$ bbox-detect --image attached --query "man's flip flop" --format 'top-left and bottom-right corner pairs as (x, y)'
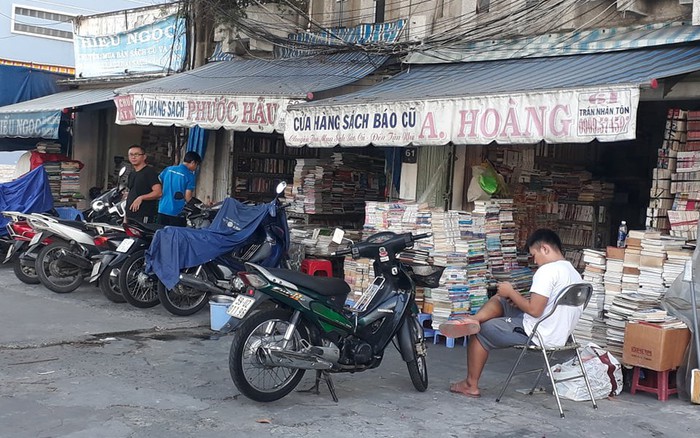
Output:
(438, 318), (481, 339)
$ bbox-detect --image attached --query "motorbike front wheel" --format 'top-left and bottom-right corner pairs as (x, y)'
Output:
(229, 308), (308, 402)
(13, 257), (40, 284)
(406, 315), (429, 392)
(119, 250), (159, 308)
(156, 265), (211, 316)
(99, 267), (125, 303)
(36, 241), (84, 294)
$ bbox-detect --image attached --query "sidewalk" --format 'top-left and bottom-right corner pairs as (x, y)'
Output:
(1, 265), (698, 437)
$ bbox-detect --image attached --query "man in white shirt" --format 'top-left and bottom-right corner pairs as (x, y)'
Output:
(439, 228), (583, 398)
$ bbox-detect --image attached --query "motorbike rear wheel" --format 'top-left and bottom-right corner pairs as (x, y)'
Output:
(229, 308), (308, 402)
(406, 315), (429, 392)
(99, 267), (125, 303)
(13, 257), (40, 284)
(36, 241), (84, 294)
(156, 265), (211, 316)
(119, 250), (159, 308)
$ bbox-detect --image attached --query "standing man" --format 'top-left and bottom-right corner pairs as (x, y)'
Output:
(157, 151), (201, 226)
(439, 228), (584, 398)
(125, 145), (162, 224)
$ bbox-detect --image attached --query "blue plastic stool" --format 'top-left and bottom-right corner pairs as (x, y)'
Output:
(433, 329), (469, 348)
(418, 313), (436, 339)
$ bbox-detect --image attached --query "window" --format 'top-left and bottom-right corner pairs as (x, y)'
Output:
(12, 4), (74, 41)
(477, 0), (490, 14)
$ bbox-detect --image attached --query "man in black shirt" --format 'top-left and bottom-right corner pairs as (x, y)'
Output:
(125, 145), (161, 223)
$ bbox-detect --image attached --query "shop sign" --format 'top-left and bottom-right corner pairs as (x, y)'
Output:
(114, 93), (298, 133)
(0, 111), (60, 139)
(283, 86), (639, 147)
(74, 14), (186, 78)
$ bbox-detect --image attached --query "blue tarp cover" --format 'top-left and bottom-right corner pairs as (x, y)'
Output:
(146, 197), (277, 289)
(0, 65), (64, 107)
(0, 166), (54, 236)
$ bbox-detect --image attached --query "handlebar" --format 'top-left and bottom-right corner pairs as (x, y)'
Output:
(330, 231), (431, 258)
(412, 232), (432, 241)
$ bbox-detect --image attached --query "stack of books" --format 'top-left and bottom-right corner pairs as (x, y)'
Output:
(575, 249), (607, 346)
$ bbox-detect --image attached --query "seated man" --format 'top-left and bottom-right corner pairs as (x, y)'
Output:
(439, 228), (584, 398)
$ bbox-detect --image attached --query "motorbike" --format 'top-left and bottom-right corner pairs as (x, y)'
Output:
(83, 167), (128, 224)
(225, 229), (444, 402)
(90, 196), (220, 309)
(24, 212), (127, 295)
(1, 211), (53, 284)
(147, 183), (290, 317)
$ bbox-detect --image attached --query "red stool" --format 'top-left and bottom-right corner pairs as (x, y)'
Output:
(630, 366), (678, 401)
(301, 259), (333, 277)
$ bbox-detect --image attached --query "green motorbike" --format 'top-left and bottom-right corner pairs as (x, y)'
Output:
(225, 230), (443, 402)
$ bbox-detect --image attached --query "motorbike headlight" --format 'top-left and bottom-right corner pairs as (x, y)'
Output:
(92, 200), (105, 211)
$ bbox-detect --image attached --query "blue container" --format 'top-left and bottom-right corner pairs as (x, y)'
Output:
(209, 295), (235, 331)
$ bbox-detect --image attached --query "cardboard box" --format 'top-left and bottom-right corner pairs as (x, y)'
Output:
(623, 322), (691, 371)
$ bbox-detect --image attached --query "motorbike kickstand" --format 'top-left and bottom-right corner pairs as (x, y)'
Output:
(297, 370), (339, 403)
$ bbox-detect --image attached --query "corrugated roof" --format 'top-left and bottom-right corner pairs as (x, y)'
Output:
(299, 44), (700, 107)
(408, 22), (700, 64)
(0, 89), (115, 113)
(115, 52), (389, 99)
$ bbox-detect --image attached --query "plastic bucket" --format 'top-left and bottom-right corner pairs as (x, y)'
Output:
(209, 295), (235, 331)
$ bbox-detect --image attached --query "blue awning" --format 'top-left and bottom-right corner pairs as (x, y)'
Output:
(284, 45), (700, 147)
(0, 89), (115, 139)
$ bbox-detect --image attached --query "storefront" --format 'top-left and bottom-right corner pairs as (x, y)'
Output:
(284, 43), (700, 235)
(112, 52), (394, 208)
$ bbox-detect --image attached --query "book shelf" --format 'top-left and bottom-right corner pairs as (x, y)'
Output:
(558, 200), (610, 249)
(232, 132), (319, 200)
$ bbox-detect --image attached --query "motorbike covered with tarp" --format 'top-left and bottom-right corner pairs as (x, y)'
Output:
(146, 197), (287, 290)
(0, 166), (53, 237)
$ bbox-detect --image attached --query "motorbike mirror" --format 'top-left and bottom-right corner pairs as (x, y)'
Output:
(174, 191), (185, 200)
(275, 181), (287, 194)
(331, 228), (345, 245)
(118, 166), (127, 177)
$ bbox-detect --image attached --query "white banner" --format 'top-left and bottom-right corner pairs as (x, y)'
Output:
(114, 93), (300, 133)
(283, 86), (640, 147)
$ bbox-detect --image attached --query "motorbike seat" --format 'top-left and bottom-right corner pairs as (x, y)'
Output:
(56, 219), (91, 232)
(266, 268), (350, 297)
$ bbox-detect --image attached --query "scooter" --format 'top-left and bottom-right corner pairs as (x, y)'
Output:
(225, 229), (443, 403)
(1, 211), (53, 284)
(91, 196), (219, 309)
(148, 183), (290, 317)
(24, 213), (127, 294)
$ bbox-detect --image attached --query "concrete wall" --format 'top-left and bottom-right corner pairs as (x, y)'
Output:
(310, 0), (693, 39)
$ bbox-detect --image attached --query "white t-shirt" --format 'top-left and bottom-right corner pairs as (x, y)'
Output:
(522, 259), (584, 347)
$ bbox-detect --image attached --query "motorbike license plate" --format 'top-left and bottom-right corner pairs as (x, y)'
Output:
(226, 294), (256, 319)
(116, 238), (134, 253)
(29, 232), (42, 246)
(89, 261), (101, 282)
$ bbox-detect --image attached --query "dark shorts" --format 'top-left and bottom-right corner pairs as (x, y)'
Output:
(158, 213), (186, 227)
(475, 298), (530, 351)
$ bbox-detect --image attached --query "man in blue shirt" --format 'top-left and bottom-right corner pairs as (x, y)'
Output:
(157, 151), (201, 226)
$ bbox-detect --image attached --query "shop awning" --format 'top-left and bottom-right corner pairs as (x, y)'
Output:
(284, 45), (700, 147)
(113, 52), (388, 133)
(0, 89), (116, 139)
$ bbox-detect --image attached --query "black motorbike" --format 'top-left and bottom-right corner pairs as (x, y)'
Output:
(225, 230), (443, 402)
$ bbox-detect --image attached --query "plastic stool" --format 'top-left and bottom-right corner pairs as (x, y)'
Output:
(301, 259), (333, 277)
(418, 313), (436, 339)
(630, 367), (678, 401)
(432, 330), (468, 348)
